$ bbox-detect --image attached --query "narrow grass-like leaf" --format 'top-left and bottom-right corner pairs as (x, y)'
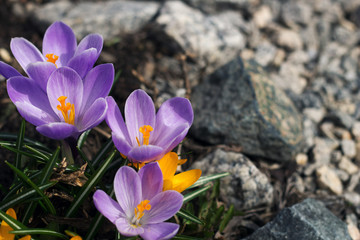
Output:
(3, 171), (42, 201)
(15, 118), (26, 170)
(0, 182), (56, 211)
(0, 209), (28, 229)
(65, 150), (117, 217)
(25, 145), (51, 161)
(173, 236), (203, 240)
(77, 146), (95, 174)
(40, 147), (60, 184)
(1, 144), (45, 161)
(11, 229), (68, 239)
(176, 209), (204, 225)
(85, 189), (115, 240)
(219, 204), (234, 232)
(188, 172), (230, 189)
(77, 130), (91, 149)
(110, 70), (122, 94)
(92, 138), (114, 168)
(0, 133), (51, 152)
(5, 161), (56, 214)
(183, 185), (212, 204)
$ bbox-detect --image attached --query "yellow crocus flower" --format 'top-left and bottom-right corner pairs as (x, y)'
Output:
(0, 208), (31, 240)
(158, 152), (201, 193)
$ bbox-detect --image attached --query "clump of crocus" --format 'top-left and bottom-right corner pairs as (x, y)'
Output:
(106, 90), (193, 163)
(93, 163), (183, 240)
(158, 152), (202, 193)
(7, 65), (113, 140)
(0, 208), (31, 240)
(0, 21), (103, 81)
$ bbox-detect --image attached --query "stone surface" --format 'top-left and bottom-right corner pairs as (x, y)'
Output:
(339, 156), (358, 174)
(341, 139), (357, 159)
(316, 165), (343, 195)
(31, 1), (160, 40)
(155, 1), (246, 74)
(191, 57), (303, 162)
(244, 198), (351, 240)
(191, 149), (274, 210)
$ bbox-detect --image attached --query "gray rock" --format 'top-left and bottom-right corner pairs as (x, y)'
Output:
(341, 139), (357, 159)
(191, 57), (303, 162)
(244, 198), (352, 240)
(192, 149), (273, 210)
(312, 137), (339, 165)
(254, 40), (277, 66)
(155, 1), (246, 74)
(32, 1), (160, 40)
(281, 2), (313, 28)
(183, 0), (254, 14)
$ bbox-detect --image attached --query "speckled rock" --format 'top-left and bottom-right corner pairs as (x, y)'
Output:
(244, 198), (352, 240)
(191, 57), (303, 162)
(192, 149), (273, 210)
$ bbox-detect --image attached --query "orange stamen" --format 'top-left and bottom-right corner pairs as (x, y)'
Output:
(138, 125), (153, 145)
(57, 96), (75, 125)
(45, 53), (59, 67)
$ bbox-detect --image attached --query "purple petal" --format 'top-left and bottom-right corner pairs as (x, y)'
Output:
(142, 190), (183, 224)
(93, 190), (125, 224)
(127, 145), (164, 163)
(36, 122), (78, 140)
(141, 222), (179, 240)
(67, 48), (98, 78)
(0, 61), (22, 79)
(156, 124), (190, 154)
(114, 166), (142, 218)
(46, 67), (83, 124)
(152, 97), (193, 146)
(10, 38), (45, 71)
(78, 98), (107, 132)
(125, 90), (156, 147)
(42, 21), (77, 66)
(81, 64), (114, 112)
(138, 163), (163, 200)
(106, 97), (131, 144)
(7, 76), (57, 125)
(75, 33), (103, 58)
(26, 62), (56, 92)
(112, 133), (133, 158)
(115, 218), (144, 236)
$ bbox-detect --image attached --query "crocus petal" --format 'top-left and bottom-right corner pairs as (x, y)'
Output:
(78, 98), (107, 132)
(115, 218), (144, 236)
(0, 61), (22, 79)
(124, 90), (156, 147)
(142, 190), (183, 224)
(46, 67), (83, 123)
(7, 76), (57, 125)
(155, 123), (190, 154)
(93, 190), (125, 224)
(106, 97), (131, 144)
(42, 21), (77, 66)
(141, 222), (179, 240)
(10, 38), (45, 71)
(138, 163), (163, 200)
(0, 208), (16, 240)
(81, 64), (114, 112)
(152, 97), (193, 148)
(36, 122), (78, 140)
(158, 152), (178, 182)
(112, 133), (133, 158)
(67, 48), (98, 79)
(114, 166), (142, 218)
(75, 33), (103, 58)
(127, 145), (164, 163)
(26, 62), (56, 92)
(170, 169), (202, 193)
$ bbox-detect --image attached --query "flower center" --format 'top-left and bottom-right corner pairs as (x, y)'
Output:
(57, 96), (75, 125)
(131, 200), (151, 228)
(45, 53), (59, 67)
(136, 125), (153, 146)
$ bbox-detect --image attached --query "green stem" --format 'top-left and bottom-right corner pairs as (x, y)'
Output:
(61, 140), (74, 165)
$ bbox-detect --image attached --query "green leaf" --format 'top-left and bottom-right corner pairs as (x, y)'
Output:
(92, 138), (114, 168)
(15, 119), (26, 170)
(183, 185), (212, 204)
(25, 145), (51, 161)
(10, 229), (68, 239)
(5, 161), (56, 215)
(0, 132), (51, 152)
(219, 204), (234, 232)
(0, 209), (28, 230)
(77, 129), (91, 149)
(176, 209), (204, 225)
(1, 144), (45, 162)
(0, 182), (56, 211)
(65, 150), (117, 217)
(172, 235), (203, 240)
(3, 171), (42, 201)
(77, 146), (95, 174)
(188, 172), (230, 189)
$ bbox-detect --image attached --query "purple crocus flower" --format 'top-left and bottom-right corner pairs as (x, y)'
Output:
(93, 163), (183, 240)
(7, 64), (114, 140)
(0, 21), (102, 80)
(106, 90), (193, 163)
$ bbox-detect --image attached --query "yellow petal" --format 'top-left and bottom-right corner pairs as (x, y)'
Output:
(172, 169), (202, 193)
(177, 159), (187, 165)
(0, 208), (17, 240)
(19, 235), (31, 240)
(158, 152), (178, 181)
(70, 236), (82, 240)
